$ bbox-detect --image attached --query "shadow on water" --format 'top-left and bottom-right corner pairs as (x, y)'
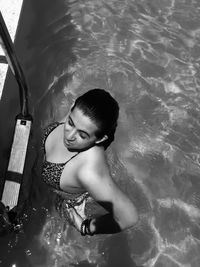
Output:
(0, 0), (144, 266)
(3, 0), (200, 266)
(103, 234), (143, 267)
(70, 234), (142, 267)
(1, 0), (97, 266)
(23, 0), (78, 126)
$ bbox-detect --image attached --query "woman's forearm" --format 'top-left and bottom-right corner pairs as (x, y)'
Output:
(87, 204), (138, 235)
(88, 214), (122, 234)
(69, 199), (138, 235)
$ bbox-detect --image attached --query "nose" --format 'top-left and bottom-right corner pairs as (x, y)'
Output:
(66, 128), (76, 141)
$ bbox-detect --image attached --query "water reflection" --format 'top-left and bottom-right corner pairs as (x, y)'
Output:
(32, 0), (200, 266)
(2, 0), (200, 266)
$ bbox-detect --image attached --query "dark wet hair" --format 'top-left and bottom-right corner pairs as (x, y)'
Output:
(71, 89), (119, 149)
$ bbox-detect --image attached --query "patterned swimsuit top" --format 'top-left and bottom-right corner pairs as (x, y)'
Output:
(42, 122), (89, 208)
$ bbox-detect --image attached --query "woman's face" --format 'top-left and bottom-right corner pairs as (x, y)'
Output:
(63, 106), (102, 151)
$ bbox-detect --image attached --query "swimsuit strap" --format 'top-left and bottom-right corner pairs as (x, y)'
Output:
(64, 152), (79, 165)
(42, 121), (79, 165)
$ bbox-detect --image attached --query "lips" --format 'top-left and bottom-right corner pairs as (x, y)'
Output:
(65, 138), (74, 146)
(64, 139), (70, 146)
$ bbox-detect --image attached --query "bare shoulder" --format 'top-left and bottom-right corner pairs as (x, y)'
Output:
(45, 123), (63, 151)
(78, 146), (110, 183)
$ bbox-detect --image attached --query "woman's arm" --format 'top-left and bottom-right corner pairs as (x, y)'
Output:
(71, 164), (138, 235)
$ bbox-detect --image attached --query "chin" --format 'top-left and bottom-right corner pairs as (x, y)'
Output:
(70, 145), (94, 153)
(67, 146), (83, 152)
(66, 146), (77, 152)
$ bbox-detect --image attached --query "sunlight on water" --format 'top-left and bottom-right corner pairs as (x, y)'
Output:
(1, 0), (200, 266)
(0, 0), (23, 97)
(38, 0), (200, 266)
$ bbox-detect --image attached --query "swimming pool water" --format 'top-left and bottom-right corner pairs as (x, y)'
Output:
(1, 0), (200, 266)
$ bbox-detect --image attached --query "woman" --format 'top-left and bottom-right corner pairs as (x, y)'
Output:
(42, 88), (138, 236)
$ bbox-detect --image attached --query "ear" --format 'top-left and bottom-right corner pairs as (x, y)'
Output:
(95, 135), (108, 144)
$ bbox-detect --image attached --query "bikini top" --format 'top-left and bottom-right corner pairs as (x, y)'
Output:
(42, 122), (89, 206)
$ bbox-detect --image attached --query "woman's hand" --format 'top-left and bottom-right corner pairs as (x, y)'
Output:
(68, 199), (86, 231)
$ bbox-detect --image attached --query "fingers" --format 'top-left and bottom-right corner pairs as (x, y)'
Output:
(68, 208), (76, 225)
(68, 207), (75, 217)
(81, 198), (86, 207)
(76, 200), (87, 219)
(68, 207), (84, 231)
(76, 199), (86, 212)
(67, 199), (86, 222)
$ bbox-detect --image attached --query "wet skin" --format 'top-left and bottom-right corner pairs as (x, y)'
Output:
(44, 106), (138, 233)
(63, 107), (107, 152)
(44, 106), (108, 193)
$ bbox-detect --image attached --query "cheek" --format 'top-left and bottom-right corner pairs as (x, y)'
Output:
(64, 123), (73, 136)
(79, 138), (88, 144)
(77, 137), (92, 145)
(64, 123), (70, 131)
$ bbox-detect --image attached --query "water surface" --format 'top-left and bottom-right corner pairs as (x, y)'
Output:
(1, 0), (200, 266)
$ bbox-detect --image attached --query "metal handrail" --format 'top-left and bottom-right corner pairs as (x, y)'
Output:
(0, 11), (30, 118)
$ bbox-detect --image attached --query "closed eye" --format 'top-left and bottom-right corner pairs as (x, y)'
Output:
(79, 131), (88, 139)
(68, 117), (73, 126)
(68, 115), (90, 139)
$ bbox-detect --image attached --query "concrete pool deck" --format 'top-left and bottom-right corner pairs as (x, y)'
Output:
(0, 0), (23, 98)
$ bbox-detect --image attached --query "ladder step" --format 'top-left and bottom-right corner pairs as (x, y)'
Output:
(1, 119), (31, 209)
(1, 180), (20, 209)
(8, 119), (31, 174)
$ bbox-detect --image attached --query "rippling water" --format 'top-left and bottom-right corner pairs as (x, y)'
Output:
(42, 1), (200, 266)
(2, 0), (200, 266)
